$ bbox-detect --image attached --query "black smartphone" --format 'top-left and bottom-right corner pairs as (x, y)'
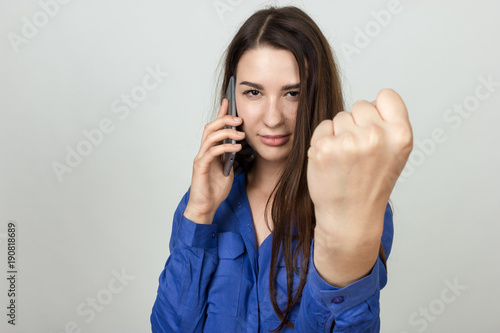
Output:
(222, 75), (237, 176)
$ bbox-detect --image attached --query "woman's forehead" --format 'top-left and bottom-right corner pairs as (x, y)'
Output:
(236, 47), (300, 88)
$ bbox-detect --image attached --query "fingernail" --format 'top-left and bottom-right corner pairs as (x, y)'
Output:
(234, 117), (242, 121)
(237, 131), (245, 136)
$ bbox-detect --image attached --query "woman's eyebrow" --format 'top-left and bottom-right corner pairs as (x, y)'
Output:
(282, 83), (300, 90)
(239, 81), (300, 91)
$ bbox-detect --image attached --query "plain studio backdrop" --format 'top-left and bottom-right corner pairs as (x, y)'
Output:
(1, 0), (499, 332)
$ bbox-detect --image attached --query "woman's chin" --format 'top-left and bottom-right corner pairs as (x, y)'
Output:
(254, 150), (290, 166)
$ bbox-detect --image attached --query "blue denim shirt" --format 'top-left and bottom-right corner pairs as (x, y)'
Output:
(151, 172), (393, 332)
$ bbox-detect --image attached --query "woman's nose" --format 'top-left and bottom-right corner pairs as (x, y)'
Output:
(262, 98), (284, 128)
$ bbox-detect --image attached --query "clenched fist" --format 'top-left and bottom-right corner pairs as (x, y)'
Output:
(307, 88), (413, 286)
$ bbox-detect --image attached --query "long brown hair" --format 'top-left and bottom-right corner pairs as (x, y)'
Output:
(216, 6), (386, 331)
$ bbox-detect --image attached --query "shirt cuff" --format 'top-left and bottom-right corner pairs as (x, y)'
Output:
(307, 240), (387, 314)
(177, 214), (218, 249)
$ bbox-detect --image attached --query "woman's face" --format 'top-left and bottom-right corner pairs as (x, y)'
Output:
(235, 46), (300, 168)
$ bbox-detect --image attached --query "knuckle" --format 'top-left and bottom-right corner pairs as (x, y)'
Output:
(380, 88), (401, 102)
(193, 156), (201, 167)
(350, 100), (370, 111)
(320, 119), (333, 127)
(334, 110), (349, 120)
(379, 88), (396, 96)
(316, 119), (332, 133)
(313, 137), (334, 160)
(311, 119), (333, 142)
(209, 144), (221, 154)
(339, 132), (357, 153)
(208, 131), (222, 144)
(392, 124), (413, 151)
(365, 125), (384, 149)
(332, 112), (351, 129)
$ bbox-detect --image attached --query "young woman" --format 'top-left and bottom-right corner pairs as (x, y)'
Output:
(151, 5), (412, 332)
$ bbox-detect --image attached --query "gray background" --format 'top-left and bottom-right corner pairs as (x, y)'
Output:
(1, 0), (499, 332)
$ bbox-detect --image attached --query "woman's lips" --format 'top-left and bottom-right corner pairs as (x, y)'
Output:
(259, 135), (291, 146)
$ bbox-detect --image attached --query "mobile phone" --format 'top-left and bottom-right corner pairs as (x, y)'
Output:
(222, 75), (237, 176)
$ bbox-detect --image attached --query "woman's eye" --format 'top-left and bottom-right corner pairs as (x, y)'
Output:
(287, 91), (300, 98)
(243, 90), (260, 96)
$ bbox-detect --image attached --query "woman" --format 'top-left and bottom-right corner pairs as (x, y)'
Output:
(151, 5), (412, 332)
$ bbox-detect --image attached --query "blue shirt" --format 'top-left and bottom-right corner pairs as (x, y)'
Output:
(151, 172), (393, 332)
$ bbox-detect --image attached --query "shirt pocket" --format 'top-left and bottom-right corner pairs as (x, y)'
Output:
(206, 232), (245, 317)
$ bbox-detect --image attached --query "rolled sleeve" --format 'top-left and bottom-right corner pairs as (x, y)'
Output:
(296, 241), (387, 332)
(308, 254), (386, 312)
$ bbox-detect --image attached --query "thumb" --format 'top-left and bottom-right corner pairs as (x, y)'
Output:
(375, 89), (409, 123)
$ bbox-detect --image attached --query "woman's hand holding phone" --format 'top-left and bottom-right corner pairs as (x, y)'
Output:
(183, 98), (245, 225)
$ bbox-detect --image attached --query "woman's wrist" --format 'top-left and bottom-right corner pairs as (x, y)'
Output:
(313, 203), (385, 245)
(183, 204), (215, 225)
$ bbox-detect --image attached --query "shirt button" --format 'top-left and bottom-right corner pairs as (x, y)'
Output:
(332, 296), (344, 304)
(211, 232), (216, 239)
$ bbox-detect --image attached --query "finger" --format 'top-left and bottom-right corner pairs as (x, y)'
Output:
(310, 119), (333, 147)
(195, 143), (242, 168)
(374, 88), (410, 124)
(332, 111), (356, 136)
(202, 114), (243, 142)
(199, 128), (245, 156)
(217, 98), (229, 118)
(350, 100), (384, 127)
(202, 98), (228, 142)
